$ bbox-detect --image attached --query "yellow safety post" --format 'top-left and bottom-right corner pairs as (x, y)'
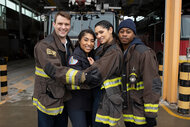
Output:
(178, 62), (190, 114)
(0, 57), (8, 96)
(162, 0), (182, 103)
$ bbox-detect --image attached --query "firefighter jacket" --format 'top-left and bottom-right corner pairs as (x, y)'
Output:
(85, 39), (124, 126)
(33, 31), (84, 116)
(122, 38), (162, 125)
(66, 46), (93, 111)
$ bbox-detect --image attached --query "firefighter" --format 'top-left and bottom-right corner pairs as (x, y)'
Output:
(66, 29), (96, 127)
(33, 11), (101, 127)
(86, 20), (124, 127)
(118, 19), (162, 127)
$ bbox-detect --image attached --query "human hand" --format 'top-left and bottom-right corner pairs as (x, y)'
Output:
(87, 57), (94, 65)
(85, 68), (102, 88)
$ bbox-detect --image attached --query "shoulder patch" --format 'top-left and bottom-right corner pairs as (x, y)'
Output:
(46, 48), (56, 57)
(69, 56), (78, 65)
(135, 45), (148, 53)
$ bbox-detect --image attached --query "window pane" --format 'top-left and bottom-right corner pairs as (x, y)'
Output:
(25, 9), (32, 17)
(0, 5), (6, 29)
(7, 0), (16, 10)
(0, 5), (1, 17)
(0, 0), (5, 6)
(22, 7), (25, 14)
(16, 5), (19, 12)
(181, 15), (190, 38)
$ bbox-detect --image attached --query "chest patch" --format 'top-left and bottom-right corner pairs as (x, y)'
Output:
(46, 48), (56, 57)
(69, 56), (78, 65)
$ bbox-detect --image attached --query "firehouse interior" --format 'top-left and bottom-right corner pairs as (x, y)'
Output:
(0, 0), (190, 127)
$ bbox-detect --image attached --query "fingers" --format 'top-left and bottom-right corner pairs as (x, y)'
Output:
(87, 57), (94, 65)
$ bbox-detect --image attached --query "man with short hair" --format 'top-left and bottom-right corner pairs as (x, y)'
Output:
(118, 19), (162, 127)
(33, 11), (100, 127)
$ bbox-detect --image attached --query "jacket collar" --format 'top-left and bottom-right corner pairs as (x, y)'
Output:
(124, 38), (144, 62)
(73, 46), (86, 59)
(96, 38), (116, 56)
(124, 38), (144, 55)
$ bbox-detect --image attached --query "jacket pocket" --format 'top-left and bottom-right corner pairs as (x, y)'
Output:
(38, 80), (47, 94)
(46, 79), (66, 99)
(130, 91), (144, 112)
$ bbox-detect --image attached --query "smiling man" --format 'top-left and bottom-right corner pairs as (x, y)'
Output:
(118, 19), (162, 127)
(33, 11), (101, 127)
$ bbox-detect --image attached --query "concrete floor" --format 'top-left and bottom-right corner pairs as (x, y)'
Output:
(0, 58), (190, 127)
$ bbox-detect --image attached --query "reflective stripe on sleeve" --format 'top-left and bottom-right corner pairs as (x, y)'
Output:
(144, 104), (159, 113)
(71, 85), (80, 90)
(35, 66), (50, 78)
(101, 77), (122, 89)
(95, 113), (120, 126)
(66, 68), (78, 85)
(123, 114), (146, 125)
(33, 97), (64, 115)
(125, 81), (144, 91)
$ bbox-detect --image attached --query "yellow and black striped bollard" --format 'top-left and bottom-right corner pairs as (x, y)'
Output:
(158, 58), (163, 81)
(0, 57), (8, 96)
(178, 62), (190, 114)
(158, 64), (163, 81)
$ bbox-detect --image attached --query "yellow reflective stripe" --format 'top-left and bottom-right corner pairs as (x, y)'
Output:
(35, 67), (50, 78)
(95, 113), (120, 126)
(123, 114), (146, 125)
(71, 85), (80, 90)
(33, 97), (64, 115)
(102, 77), (122, 89)
(129, 73), (137, 77)
(126, 81), (144, 91)
(144, 103), (159, 113)
(66, 68), (78, 85)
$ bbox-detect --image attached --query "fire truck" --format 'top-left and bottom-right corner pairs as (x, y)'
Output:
(137, 14), (190, 64)
(42, 0), (120, 47)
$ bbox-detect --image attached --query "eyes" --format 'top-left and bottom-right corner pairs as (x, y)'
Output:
(57, 22), (70, 27)
(119, 29), (133, 34)
(95, 30), (104, 37)
(83, 37), (95, 43)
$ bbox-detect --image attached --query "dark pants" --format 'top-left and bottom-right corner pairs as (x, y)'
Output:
(92, 87), (109, 127)
(38, 109), (68, 127)
(67, 109), (91, 127)
(125, 122), (154, 127)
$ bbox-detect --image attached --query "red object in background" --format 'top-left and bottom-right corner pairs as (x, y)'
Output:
(97, 40), (100, 47)
(180, 39), (189, 55)
(76, 0), (86, 6)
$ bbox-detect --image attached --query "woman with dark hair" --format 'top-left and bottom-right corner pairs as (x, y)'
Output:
(86, 20), (124, 127)
(66, 29), (96, 127)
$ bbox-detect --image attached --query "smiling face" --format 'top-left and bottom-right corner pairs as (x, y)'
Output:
(95, 26), (113, 44)
(118, 27), (135, 46)
(53, 15), (71, 42)
(79, 33), (95, 54)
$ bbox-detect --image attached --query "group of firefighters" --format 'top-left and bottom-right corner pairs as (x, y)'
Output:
(32, 11), (162, 127)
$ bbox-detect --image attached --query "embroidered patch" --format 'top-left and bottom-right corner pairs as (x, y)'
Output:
(46, 48), (56, 57)
(69, 56), (78, 65)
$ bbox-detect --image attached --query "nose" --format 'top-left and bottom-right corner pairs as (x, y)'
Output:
(122, 32), (127, 36)
(61, 24), (66, 29)
(96, 34), (101, 39)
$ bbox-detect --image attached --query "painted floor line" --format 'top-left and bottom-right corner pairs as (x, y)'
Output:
(160, 103), (190, 120)
(0, 76), (34, 105)
(8, 70), (34, 83)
